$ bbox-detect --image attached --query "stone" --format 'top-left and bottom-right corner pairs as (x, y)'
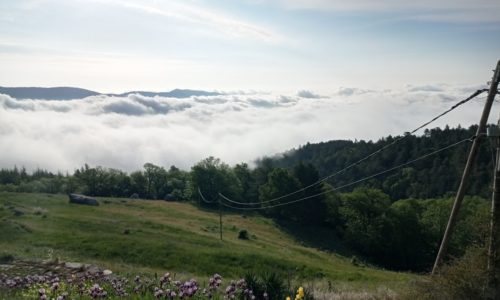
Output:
(65, 262), (83, 270)
(68, 194), (99, 206)
(102, 269), (112, 276)
(86, 265), (100, 274)
(130, 193), (139, 199)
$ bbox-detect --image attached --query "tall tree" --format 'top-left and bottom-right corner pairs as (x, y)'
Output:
(190, 157), (242, 208)
(143, 163), (168, 199)
(291, 162), (327, 224)
(259, 168), (301, 218)
(233, 163), (258, 204)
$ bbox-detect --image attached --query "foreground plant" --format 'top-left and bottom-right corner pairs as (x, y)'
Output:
(0, 270), (277, 299)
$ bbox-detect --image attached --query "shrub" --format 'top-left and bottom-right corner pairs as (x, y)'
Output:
(238, 229), (249, 240)
(262, 272), (287, 300)
(243, 271), (286, 300)
(402, 246), (488, 300)
(0, 253), (14, 264)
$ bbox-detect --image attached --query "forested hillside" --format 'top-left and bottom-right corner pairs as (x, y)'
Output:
(267, 125), (493, 200)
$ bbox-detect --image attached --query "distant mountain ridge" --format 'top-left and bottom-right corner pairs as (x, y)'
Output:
(0, 86), (221, 100)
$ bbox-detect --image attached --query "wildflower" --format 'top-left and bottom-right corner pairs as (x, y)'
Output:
(168, 290), (177, 299)
(286, 297), (291, 300)
(160, 272), (171, 286)
(295, 286), (304, 299)
(39, 287), (47, 300)
(154, 287), (164, 298)
(89, 283), (107, 298)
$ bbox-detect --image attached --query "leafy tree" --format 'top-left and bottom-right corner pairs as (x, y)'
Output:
(259, 168), (301, 218)
(190, 157), (242, 208)
(143, 163), (168, 199)
(291, 162), (327, 224)
(130, 171), (147, 198)
(166, 165), (189, 200)
(233, 163), (259, 204)
(338, 188), (392, 258)
(384, 199), (430, 270)
(253, 157), (275, 187)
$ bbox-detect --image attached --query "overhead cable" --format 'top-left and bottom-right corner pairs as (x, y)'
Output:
(219, 136), (474, 210)
(198, 187), (214, 204)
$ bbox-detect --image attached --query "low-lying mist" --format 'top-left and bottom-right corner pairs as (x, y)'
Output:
(0, 84), (493, 172)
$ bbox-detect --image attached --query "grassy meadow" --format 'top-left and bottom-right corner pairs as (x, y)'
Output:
(0, 192), (414, 291)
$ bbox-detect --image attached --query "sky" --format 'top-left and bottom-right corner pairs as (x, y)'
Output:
(0, 0), (500, 172)
(0, 0), (499, 93)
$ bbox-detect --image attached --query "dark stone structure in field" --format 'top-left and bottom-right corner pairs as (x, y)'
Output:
(130, 193), (139, 199)
(68, 193), (99, 206)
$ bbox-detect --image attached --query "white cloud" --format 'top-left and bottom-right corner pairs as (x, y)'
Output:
(93, 0), (284, 43)
(0, 85), (495, 173)
(297, 90), (323, 99)
(336, 87), (375, 97)
(276, 0), (500, 23)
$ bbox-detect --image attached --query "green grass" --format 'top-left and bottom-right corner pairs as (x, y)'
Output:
(0, 192), (413, 286)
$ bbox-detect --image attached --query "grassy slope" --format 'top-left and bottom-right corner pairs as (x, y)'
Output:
(0, 192), (412, 286)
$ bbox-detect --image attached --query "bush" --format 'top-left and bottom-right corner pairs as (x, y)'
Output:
(243, 271), (286, 300)
(402, 246), (488, 300)
(0, 253), (14, 264)
(238, 229), (249, 240)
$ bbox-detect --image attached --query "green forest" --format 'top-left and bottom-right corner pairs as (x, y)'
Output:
(0, 125), (493, 272)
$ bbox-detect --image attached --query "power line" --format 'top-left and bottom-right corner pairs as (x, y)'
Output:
(222, 89), (488, 206)
(219, 136), (474, 211)
(198, 187), (214, 204)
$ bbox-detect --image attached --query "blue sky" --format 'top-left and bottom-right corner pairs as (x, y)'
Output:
(0, 0), (499, 93)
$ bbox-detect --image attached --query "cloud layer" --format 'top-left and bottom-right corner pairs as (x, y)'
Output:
(0, 84), (495, 172)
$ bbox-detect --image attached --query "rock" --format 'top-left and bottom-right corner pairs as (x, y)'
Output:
(65, 262), (83, 270)
(130, 193), (139, 199)
(68, 194), (99, 206)
(103, 269), (112, 276)
(86, 265), (100, 275)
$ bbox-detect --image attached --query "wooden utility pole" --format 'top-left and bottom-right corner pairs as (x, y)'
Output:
(488, 119), (500, 299)
(432, 60), (500, 274)
(218, 196), (223, 241)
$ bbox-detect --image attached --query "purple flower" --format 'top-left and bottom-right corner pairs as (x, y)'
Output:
(89, 283), (107, 299)
(154, 287), (164, 298)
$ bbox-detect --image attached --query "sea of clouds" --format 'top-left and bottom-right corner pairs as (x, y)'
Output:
(0, 84), (496, 173)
